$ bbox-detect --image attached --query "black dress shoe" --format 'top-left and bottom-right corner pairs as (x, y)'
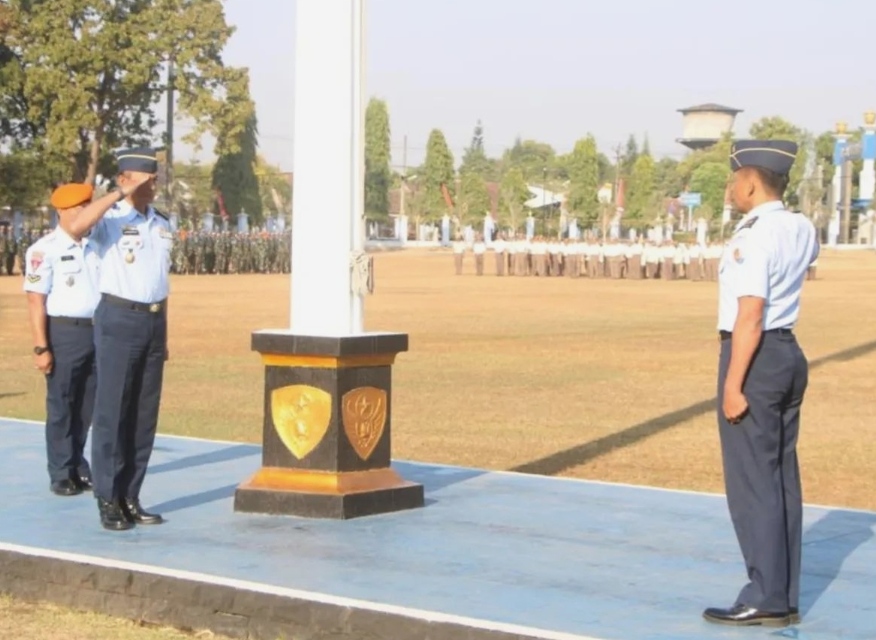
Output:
(75, 474), (93, 491)
(98, 498), (134, 531)
(703, 604), (793, 627)
(50, 479), (83, 497)
(122, 498), (164, 525)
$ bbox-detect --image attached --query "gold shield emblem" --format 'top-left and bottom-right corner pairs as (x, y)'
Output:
(271, 385), (332, 460)
(341, 387), (387, 461)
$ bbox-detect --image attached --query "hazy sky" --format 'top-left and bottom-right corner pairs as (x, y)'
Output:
(178, 0), (876, 171)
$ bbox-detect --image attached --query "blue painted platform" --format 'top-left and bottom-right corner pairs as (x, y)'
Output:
(1, 416), (874, 639)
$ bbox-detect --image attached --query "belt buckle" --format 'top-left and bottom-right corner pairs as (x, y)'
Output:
(149, 303), (161, 313)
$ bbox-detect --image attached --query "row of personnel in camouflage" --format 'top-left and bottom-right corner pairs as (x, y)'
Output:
(453, 237), (818, 281)
(1, 227), (291, 276)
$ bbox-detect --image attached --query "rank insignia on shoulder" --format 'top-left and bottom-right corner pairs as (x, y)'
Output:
(153, 208), (168, 221)
(737, 216), (759, 231)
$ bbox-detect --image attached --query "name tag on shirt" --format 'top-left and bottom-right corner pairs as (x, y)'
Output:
(61, 255), (75, 261)
(122, 226), (140, 236)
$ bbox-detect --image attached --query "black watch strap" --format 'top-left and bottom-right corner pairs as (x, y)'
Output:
(33, 346), (50, 355)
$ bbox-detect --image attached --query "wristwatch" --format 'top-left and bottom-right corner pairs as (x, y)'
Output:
(33, 346), (50, 356)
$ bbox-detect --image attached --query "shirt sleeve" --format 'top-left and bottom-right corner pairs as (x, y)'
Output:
(732, 230), (771, 299)
(88, 218), (109, 252)
(23, 244), (52, 294)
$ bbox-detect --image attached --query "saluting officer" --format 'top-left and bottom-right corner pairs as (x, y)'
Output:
(704, 140), (819, 628)
(65, 148), (166, 531)
(23, 184), (101, 496)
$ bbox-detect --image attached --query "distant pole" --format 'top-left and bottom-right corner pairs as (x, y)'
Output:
(842, 158), (853, 245)
(399, 134), (407, 217)
(542, 167), (547, 234)
(165, 57), (175, 214)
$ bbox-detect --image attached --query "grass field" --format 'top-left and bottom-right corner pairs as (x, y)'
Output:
(1, 247), (875, 638)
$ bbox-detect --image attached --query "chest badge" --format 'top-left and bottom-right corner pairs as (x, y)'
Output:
(65, 276), (75, 287)
(125, 251), (136, 264)
(733, 248), (744, 263)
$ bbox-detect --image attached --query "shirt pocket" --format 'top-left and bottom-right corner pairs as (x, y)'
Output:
(58, 259), (82, 275)
(119, 236), (144, 252)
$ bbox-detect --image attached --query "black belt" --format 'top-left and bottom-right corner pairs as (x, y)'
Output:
(49, 316), (93, 326)
(102, 294), (166, 314)
(719, 328), (793, 340)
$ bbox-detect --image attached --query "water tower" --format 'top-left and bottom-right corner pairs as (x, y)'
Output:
(676, 103), (743, 151)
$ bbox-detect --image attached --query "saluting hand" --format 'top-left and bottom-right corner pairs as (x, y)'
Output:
(723, 387), (749, 425)
(34, 351), (53, 376)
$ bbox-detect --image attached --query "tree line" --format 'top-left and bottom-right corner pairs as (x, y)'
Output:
(0, 0), (287, 225)
(364, 102), (853, 233)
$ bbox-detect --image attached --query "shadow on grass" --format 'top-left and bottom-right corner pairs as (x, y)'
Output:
(511, 339), (876, 477)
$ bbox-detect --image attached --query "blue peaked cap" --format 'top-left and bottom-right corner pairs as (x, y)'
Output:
(730, 139), (798, 175)
(116, 147), (158, 174)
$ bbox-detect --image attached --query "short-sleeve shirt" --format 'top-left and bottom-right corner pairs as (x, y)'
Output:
(23, 228), (101, 318)
(88, 201), (173, 304)
(717, 200), (819, 332)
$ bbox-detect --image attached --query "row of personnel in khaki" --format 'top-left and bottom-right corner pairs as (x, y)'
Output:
(455, 244), (723, 281)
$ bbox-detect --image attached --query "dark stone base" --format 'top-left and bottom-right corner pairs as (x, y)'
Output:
(233, 482), (425, 519)
(0, 548), (546, 640)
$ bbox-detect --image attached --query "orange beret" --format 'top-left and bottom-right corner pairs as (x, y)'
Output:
(50, 183), (93, 210)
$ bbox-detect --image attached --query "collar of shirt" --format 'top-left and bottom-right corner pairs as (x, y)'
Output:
(733, 200), (784, 232)
(54, 226), (88, 251)
(115, 199), (156, 224)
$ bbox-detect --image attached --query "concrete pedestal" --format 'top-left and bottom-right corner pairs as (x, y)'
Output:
(234, 331), (424, 519)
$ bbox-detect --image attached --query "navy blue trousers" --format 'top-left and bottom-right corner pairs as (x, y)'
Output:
(91, 299), (167, 502)
(718, 331), (808, 613)
(44, 317), (95, 483)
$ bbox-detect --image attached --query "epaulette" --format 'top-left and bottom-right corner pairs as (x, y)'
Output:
(152, 207), (169, 221)
(737, 216), (758, 231)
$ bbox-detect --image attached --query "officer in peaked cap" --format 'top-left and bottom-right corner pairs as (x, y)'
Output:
(23, 184), (100, 497)
(64, 147), (171, 531)
(703, 139), (819, 628)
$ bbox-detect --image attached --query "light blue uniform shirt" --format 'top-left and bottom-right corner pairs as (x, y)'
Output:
(23, 228), (101, 318)
(718, 200), (819, 332)
(89, 200), (173, 304)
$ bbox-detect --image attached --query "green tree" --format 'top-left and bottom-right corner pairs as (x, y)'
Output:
(676, 133), (733, 190)
(172, 159), (215, 220)
(625, 153), (656, 229)
(0, 150), (53, 211)
(364, 97), (391, 219)
(256, 157), (292, 219)
(565, 135), (600, 225)
(458, 171), (491, 226)
(459, 119), (497, 180)
(749, 116), (809, 205)
(622, 134), (639, 177)
(420, 129), (455, 221)
(688, 161), (730, 216)
(654, 157), (683, 197)
(501, 138), (556, 182)
(499, 166), (529, 231)
(211, 113), (262, 221)
(1, 0), (253, 183)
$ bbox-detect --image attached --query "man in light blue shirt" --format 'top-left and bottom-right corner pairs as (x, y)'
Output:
(24, 184), (102, 497)
(65, 148), (166, 531)
(704, 140), (819, 629)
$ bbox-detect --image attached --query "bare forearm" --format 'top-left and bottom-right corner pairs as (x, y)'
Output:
(726, 315), (762, 392)
(68, 189), (124, 237)
(26, 294), (48, 347)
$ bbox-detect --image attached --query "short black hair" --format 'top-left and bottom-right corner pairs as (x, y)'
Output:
(749, 166), (790, 198)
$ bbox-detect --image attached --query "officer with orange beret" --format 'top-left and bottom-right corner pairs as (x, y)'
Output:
(23, 183), (101, 496)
